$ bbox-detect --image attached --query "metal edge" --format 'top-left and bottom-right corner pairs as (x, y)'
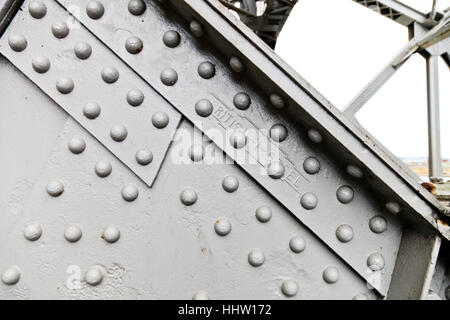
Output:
(0, 0), (24, 36)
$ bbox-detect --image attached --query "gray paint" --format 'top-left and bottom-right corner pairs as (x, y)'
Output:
(39, 0), (407, 294)
(0, 0), (448, 299)
(0, 113), (373, 299)
(0, 3), (182, 187)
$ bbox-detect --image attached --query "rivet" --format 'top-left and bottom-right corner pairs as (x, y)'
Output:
(64, 225), (82, 242)
(125, 36), (143, 54)
(336, 186), (354, 204)
(152, 112), (169, 129)
(192, 291), (209, 300)
(86, 1), (104, 19)
(180, 188), (198, 206)
(222, 176), (239, 193)
(346, 165), (363, 178)
(128, 0), (146, 16)
(255, 206), (272, 223)
(198, 61), (215, 79)
(95, 160), (112, 177)
(83, 102), (101, 119)
(195, 99), (213, 117)
(281, 279), (298, 297)
(269, 124), (288, 142)
(353, 293), (376, 300)
(8, 34), (27, 52)
(322, 266), (339, 284)
(51, 22), (69, 39)
(102, 225), (120, 243)
(74, 42), (92, 60)
(269, 93), (286, 109)
(32, 55), (51, 73)
(233, 92), (251, 110)
(335, 224), (353, 243)
(289, 235), (306, 253)
(135, 148), (153, 165)
(121, 184), (139, 202)
(1, 266), (20, 285)
(110, 125), (128, 142)
(248, 249), (265, 267)
(160, 68), (178, 86)
(56, 77), (74, 94)
(367, 253), (385, 271)
(229, 56), (244, 73)
(214, 218), (232, 236)
(47, 180), (64, 197)
(189, 20), (204, 37)
(101, 66), (119, 83)
(28, 1), (47, 19)
(68, 137), (86, 154)
(229, 130), (247, 149)
(23, 222), (43, 241)
(307, 128), (322, 143)
(189, 144), (204, 162)
(86, 265), (104, 286)
(369, 216), (387, 234)
(267, 161), (285, 179)
(353, 293), (369, 300)
(303, 157), (320, 174)
(162, 30), (180, 48)
(126, 89), (144, 106)
(300, 192), (317, 210)
(385, 201), (400, 215)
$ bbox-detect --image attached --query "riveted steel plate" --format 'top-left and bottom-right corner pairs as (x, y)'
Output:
(0, 55), (69, 218)
(0, 0), (182, 187)
(0, 108), (376, 299)
(47, 0), (404, 294)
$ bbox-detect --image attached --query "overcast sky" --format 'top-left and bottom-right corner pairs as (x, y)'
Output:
(276, 0), (450, 159)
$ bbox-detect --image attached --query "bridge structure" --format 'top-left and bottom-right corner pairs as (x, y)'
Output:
(0, 0), (449, 300)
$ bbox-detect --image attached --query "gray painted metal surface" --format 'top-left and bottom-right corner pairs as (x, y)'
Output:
(0, 0), (23, 35)
(50, 0), (405, 294)
(0, 2), (182, 187)
(387, 228), (441, 300)
(0, 56), (374, 299)
(187, 0), (450, 233)
(0, 0), (449, 299)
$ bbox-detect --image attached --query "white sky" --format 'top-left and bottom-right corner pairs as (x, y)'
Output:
(276, 0), (450, 159)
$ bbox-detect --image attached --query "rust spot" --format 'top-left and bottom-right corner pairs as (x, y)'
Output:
(421, 182), (436, 194)
(100, 235), (104, 239)
(438, 219), (448, 226)
(215, 220), (219, 223)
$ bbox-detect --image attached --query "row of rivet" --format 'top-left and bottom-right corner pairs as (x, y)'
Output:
(19, 1), (402, 217)
(179, 174), (387, 298)
(8, 3), (171, 173)
(1, 263), (106, 286)
(5, 0), (400, 297)
(111, 0), (400, 299)
(22, 222), (120, 244)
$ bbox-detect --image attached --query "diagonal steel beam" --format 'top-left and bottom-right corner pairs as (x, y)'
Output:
(343, 10), (450, 116)
(353, 0), (430, 26)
